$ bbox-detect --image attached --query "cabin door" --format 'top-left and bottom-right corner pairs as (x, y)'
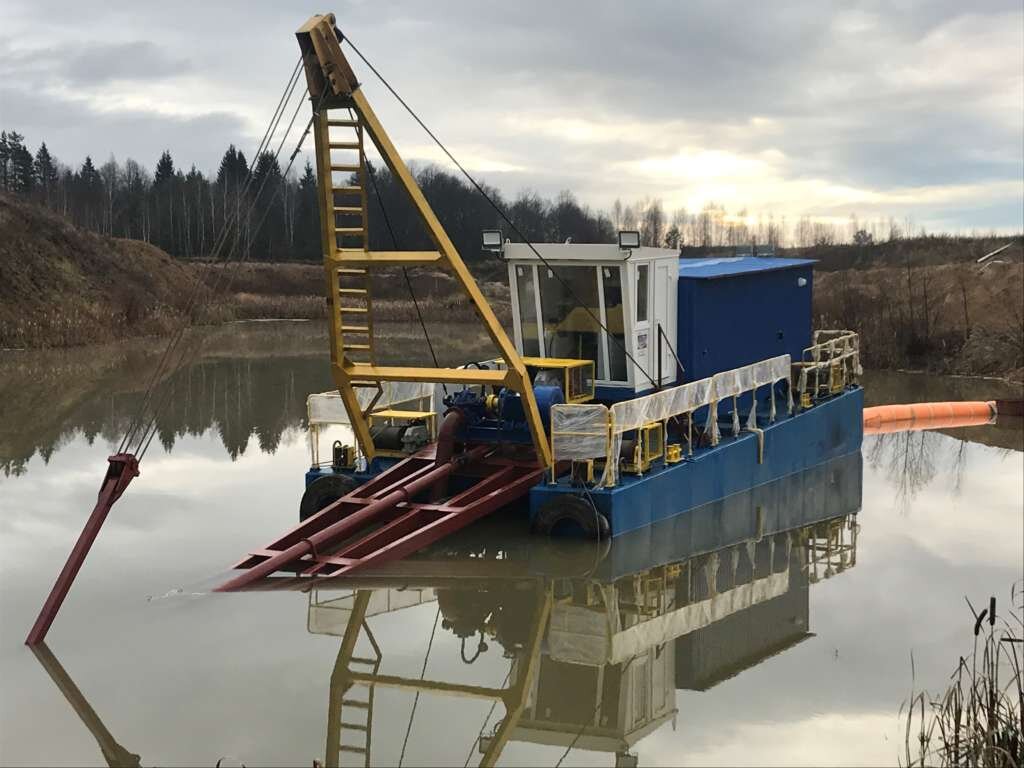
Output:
(654, 260), (676, 385)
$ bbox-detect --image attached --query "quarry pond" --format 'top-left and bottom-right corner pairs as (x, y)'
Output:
(1, 321), (1021, 767)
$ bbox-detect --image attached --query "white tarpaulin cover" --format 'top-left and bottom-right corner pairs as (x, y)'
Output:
(307, 381), (436, 425)
(547, 571), (790, 666)
(550, 403), (609, 461)
(550, 354), (791, 484)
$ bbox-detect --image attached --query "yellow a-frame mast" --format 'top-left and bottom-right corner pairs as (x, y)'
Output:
(296, 14), (552, 467)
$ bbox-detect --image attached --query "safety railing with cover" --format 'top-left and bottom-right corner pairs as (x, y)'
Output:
(550, 354), (794, 487)
(307, 381), (436, 467)
(795, 330), (861, 408)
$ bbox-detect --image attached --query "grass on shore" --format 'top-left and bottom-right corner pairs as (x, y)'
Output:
(901, 585), (1024, 767)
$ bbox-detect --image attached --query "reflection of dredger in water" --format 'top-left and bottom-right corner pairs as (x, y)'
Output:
(31, 454), (861, 767)
(307, 453), (862, 767)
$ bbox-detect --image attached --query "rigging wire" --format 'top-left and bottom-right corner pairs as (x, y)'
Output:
(398, 604), (442, 767)
(118, 57), (305, 457)
(363, 156), (448, 395)
(134, 78), (320, 460)
(553, 655), (639, 767)
(341, 36), (659, 390)
(461, 668), (513, 768)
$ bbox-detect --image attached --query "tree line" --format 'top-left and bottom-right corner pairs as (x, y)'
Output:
(0, 129), (618, 264)
(0, 128), (1005, 262)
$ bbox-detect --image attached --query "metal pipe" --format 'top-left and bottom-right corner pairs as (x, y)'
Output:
(26, 454), (140, 646)
(431, 409), (465, 500)
(216, 443), (488, 591)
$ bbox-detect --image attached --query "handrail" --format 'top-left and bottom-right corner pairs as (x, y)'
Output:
(796, 331), (861, 405)
(550, 354), (793, 486)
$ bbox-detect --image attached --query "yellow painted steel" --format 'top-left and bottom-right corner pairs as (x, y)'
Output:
(326, 585), (553, 767)
(297, 14), (552, 466)
(521, 356), (595, 404)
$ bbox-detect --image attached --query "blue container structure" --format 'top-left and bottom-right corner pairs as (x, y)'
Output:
(676, 257), (814, 382)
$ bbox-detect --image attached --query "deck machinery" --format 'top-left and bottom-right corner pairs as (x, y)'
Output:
(220, 14), (864, 590)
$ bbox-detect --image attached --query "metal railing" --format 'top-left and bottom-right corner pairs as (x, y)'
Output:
(550, 354), (793, 486)
(795, 330), (861, 408)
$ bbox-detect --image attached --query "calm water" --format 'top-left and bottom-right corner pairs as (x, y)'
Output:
(1, 322), (1021, 767)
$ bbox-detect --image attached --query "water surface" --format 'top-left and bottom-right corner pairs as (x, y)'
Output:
(1, 322), (1021, 766)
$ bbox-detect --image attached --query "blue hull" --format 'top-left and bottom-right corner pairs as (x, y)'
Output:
(531, 387), (864, 537)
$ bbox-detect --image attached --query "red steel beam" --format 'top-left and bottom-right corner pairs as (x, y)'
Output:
(26, 454), (140, 646)
(216, 444), (491, 591)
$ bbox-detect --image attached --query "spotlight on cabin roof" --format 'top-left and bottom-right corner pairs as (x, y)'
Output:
(618, 230), (641, 250)
(481, 229), (503, 253)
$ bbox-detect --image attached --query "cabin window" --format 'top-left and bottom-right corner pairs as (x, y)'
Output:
(636, 264), (649, 323)
(515, 265), (540, 356)
(539, 265), (601, 372)
(602, 266), (628, 381)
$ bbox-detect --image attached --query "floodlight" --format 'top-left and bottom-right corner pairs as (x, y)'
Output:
(618, 230), (641, 250)
(481, 230), (503, 251)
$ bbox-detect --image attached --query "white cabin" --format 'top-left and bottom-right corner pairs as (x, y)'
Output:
(503, 243), (679, 398)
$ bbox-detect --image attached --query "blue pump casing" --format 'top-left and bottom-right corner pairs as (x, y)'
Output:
(445, 383), (563, 445)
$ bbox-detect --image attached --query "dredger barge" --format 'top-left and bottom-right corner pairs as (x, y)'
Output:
(217, 14), (866, 590)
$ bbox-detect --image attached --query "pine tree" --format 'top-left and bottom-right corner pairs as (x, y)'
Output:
(0, 131), (9, 191)
(154, 150), (175, 186)
(33, 143), (58, 203)
(5, 131), (35, 193)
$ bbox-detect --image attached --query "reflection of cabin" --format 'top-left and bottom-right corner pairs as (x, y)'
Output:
(508, 515), (857, 761)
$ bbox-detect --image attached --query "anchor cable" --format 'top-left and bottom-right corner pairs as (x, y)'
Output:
(342, 36), (659, 390)
(117, 57), (306, 457)
(137, 92), (319, 460)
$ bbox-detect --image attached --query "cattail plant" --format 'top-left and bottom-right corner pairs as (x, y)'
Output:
(901, 584), (1023, 767)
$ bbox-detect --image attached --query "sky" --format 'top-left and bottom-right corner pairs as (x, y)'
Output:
(1, 0), (1022, 234)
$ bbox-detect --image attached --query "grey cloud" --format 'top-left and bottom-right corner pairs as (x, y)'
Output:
(60, 40), (190, 84)
(0, 0), (1020, 230)
(0, 87), (247, 173)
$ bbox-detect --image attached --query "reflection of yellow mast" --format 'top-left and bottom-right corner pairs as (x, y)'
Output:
(324, 585), (553, 767)
(30, 643), (142, 768)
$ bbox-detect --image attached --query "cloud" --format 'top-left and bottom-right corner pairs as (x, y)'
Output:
(59, 41), (191, 85)
(0, 1), (1020, 231)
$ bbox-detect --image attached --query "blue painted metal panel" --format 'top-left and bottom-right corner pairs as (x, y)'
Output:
(677, 263), (813, 382)
(581, 449), (862, 581)
(530, 386), (863, 537)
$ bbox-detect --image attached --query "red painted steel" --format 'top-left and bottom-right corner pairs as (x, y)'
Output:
(26, 453), (140, 646)
(218, 442), (545, 591)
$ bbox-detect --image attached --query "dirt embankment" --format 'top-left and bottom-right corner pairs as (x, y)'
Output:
(815, 262), (1023, 382)
(2, 193), (1020, 381)
(0, 193), (508, 349)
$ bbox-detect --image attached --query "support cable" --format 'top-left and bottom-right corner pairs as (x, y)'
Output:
(554, 655), (639, 767)
(398, 605), (442, 767)
(342, 37), (659, 390)
(134, 82), (320, 460)
(118, 57), (305, 456)
(363, 156), (448, 395)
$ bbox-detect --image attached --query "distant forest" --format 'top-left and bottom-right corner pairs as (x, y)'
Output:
(0, 128), (1011, 264)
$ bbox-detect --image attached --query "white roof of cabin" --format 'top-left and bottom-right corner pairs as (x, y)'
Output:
(503, 243), (678, 263)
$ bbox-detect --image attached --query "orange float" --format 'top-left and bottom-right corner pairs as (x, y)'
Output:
(862, 401), (996, 435)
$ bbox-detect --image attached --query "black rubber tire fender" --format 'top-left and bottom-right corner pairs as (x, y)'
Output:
(299, 474), (358, 522)
(530, 495), (610, 540)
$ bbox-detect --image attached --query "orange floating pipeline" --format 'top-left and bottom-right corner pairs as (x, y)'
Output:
(863, 401), (996, 435)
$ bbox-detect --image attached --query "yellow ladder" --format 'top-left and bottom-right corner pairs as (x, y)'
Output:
(327, 115), (377, 369)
